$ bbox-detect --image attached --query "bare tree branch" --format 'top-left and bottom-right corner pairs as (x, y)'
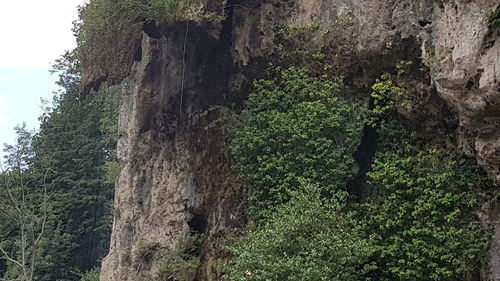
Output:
(0, 246), (23, 269)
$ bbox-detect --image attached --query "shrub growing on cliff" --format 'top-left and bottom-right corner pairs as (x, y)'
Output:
(225, 58), (494, 281)
(77, 268), (100, 281)
(229, 67), (364, 218)
(368, 72), (416, 128)
(155, 235), (204, 281)
(363, 123), (493, 281)
(369, 74), (403, 122)
(487, 7), (500, 28)
(225, 189), (373, 281)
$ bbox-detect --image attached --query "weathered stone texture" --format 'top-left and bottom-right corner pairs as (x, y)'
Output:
(95, 1), (500, 280)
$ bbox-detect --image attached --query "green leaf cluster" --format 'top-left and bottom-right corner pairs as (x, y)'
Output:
(225, 66), (370, 280)
(156, 235), (204, 281)
(487, 7), (500, 28)
(229, 67), (364, 218)
(78, 0), (197, 36)
(225, 64), (494, 281)
(30, 89), (117, 281)
(368, 73), (405, 126)
(276, 23), (321, 40)
(363, 123), (493, 281)
(76, 268), (100, 281)
(225, 189), (372, 281)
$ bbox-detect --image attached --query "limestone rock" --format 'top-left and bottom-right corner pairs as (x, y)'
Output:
(93, 1), (500, 280)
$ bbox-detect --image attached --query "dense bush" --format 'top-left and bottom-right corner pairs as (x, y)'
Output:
(225, 62), (493, 281)
(229, 67), (364, 218)
(225, 189), (373, 281)
(364, 123), (492, 281)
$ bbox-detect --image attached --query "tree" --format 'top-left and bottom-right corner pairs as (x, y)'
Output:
(0, 51), (117, 281)
(0, 125), (47, 281)
(3, 123), (34, 172)
(28, 53), (117, 280)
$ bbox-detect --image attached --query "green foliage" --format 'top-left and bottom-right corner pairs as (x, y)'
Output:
(396, 60), (414, 75)
(147, 0), (211, 22)
(76, 268), (100, 281)
(272, 21), (339, 72)
(30, 86), (117, 280)
(369, 74), (403, 123)
(0, 52), (117, 281)
(2, 123), (35, 171)
(364, 123), (493, 281)
(311, 51), (327, 60)
(75, 0), (210, 62)
(368, 73), (413, 129)
(156, 235), (204, 281)
(487, 7), (500, 28)
(97, 85), (120, 185)
(226, 60), (493, 281)
(0, 125), (48, 281)
(276, 23), (320, 40)
(225, 189), (373, 281)
(229, 67), (364, 218)
(157, 256), (199, 281)
(79, 0), (200, 34)
(135, 240), (160, 259)
(225, 66), (371, 281)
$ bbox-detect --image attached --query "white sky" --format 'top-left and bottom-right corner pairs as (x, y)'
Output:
(0, 0), (85, 163)
(0, 0), (84, 69)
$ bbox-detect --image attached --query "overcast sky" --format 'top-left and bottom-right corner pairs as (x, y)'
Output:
(0, 0), (84, 163)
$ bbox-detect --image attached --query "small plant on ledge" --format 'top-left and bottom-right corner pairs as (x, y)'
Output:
(487, 6), (500, 28)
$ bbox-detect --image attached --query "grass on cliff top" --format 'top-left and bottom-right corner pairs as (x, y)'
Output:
(76, 0), (201, 39)
(75, 0), (208, 64)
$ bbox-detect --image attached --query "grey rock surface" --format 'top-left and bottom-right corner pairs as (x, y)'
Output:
(99, 1), (500, 280)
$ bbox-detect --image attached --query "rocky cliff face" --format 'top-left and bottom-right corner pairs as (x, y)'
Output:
(91, 1), (500, 280)
(99, 21), (246, 281)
